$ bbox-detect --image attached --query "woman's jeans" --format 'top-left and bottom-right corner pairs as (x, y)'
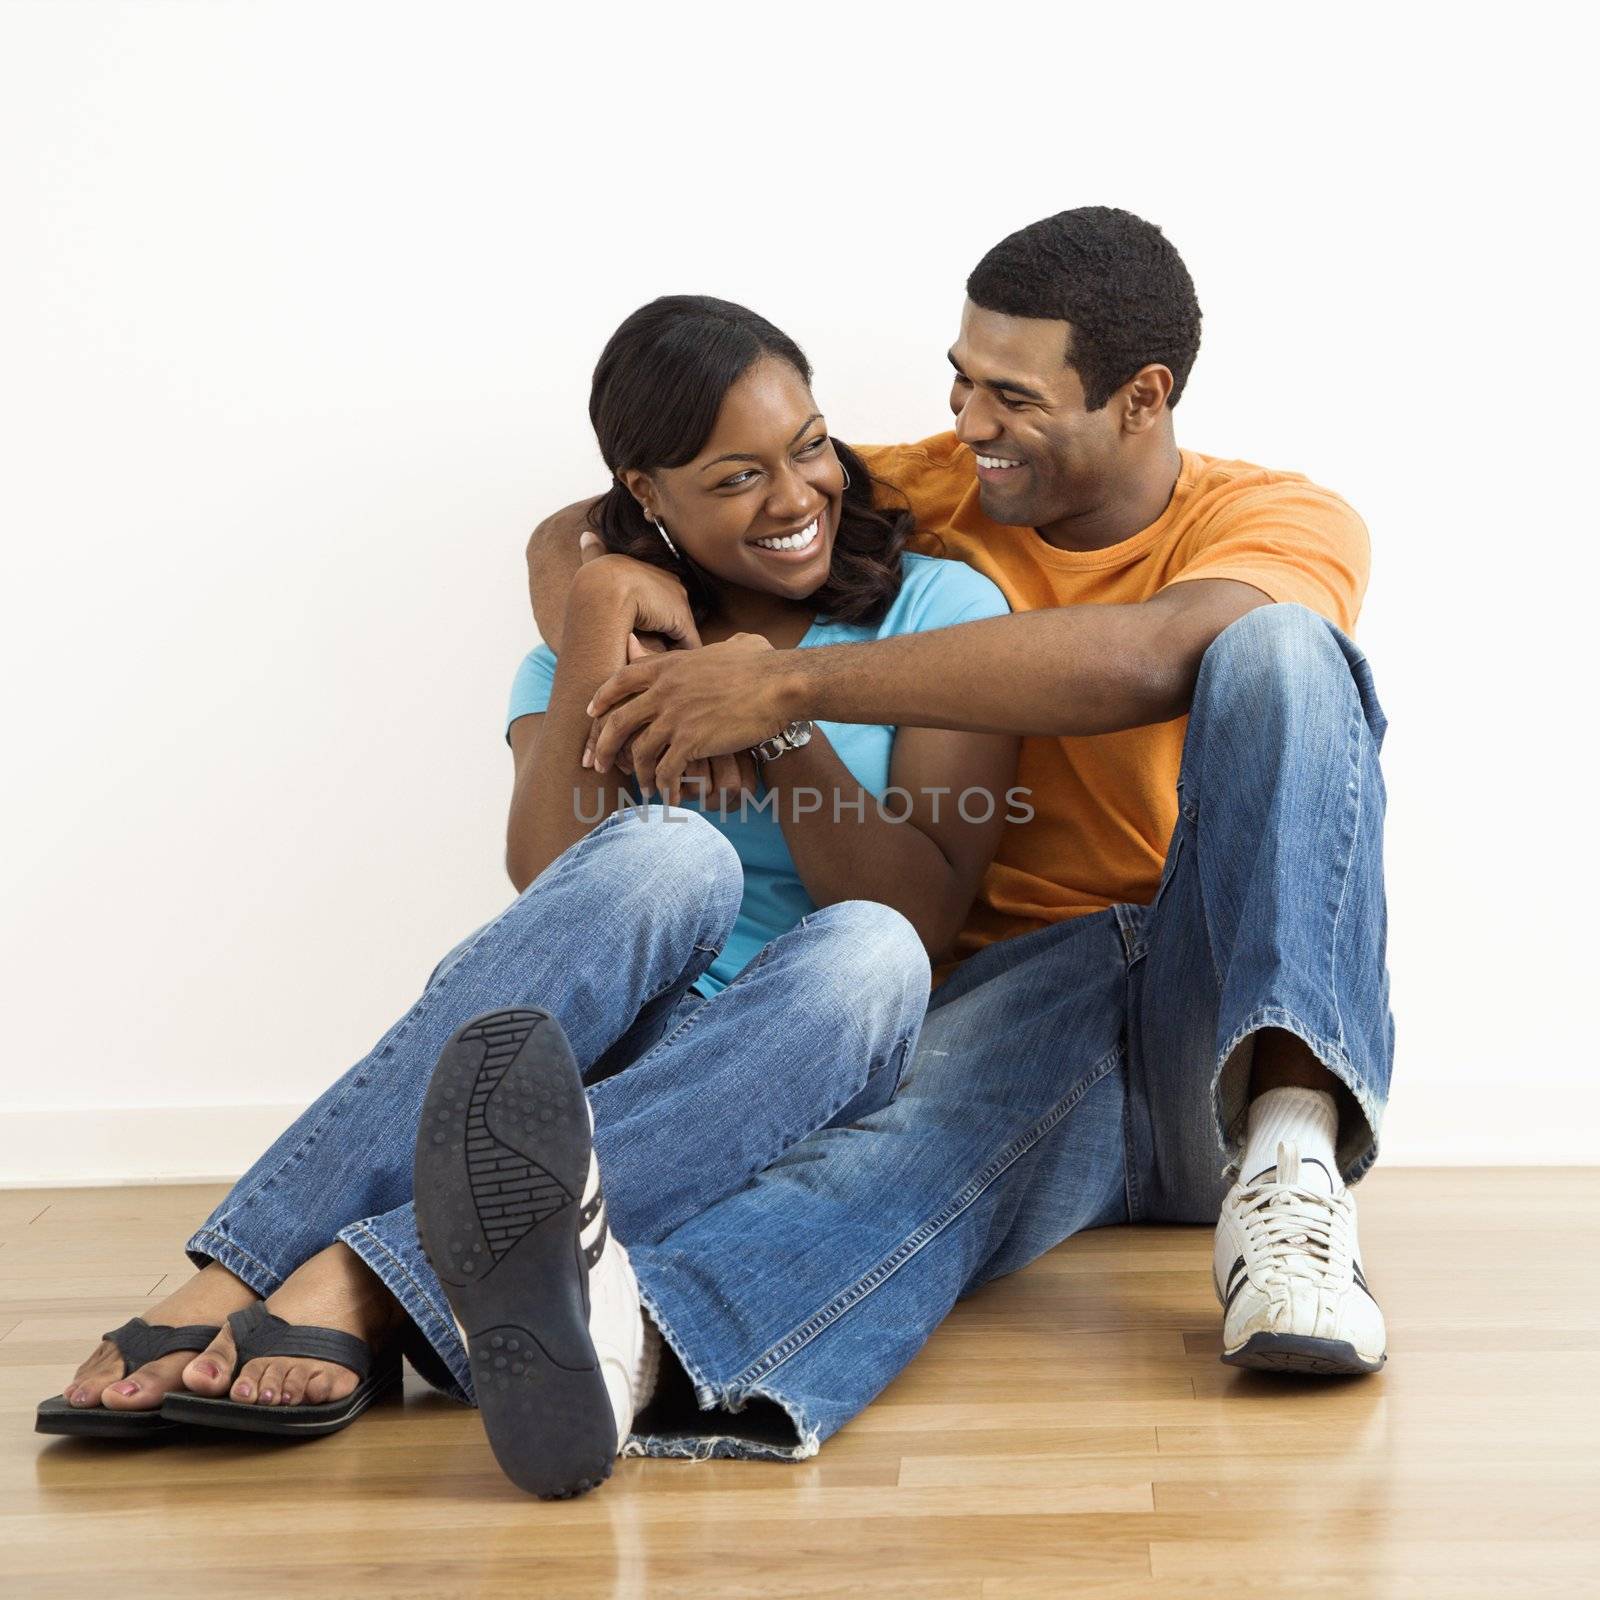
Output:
(185, 804), (931, 1402)
(624, 604), (1396, 1460)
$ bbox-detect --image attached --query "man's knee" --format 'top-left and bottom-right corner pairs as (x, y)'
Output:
(1194, 602), (1356, 727)
(1206, 601), (1338, 677)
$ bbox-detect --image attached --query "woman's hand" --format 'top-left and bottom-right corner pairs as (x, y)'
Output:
(585, 633), (788, 803)
(565, 548), (701, 651)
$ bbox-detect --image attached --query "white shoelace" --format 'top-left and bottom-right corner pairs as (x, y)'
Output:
(1237, 1142), (1355, 1296)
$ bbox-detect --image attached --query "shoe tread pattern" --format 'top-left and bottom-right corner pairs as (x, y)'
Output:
(415, 1007), (616, 1499)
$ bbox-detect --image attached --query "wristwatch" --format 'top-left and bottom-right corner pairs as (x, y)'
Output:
(749, 720), (814, 765)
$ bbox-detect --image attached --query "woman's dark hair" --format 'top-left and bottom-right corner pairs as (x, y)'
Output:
(966, 206), (1203, 409)
(586, 295), (913, 628)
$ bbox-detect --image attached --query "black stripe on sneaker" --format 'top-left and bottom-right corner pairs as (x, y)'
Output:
(1222, 1256), (1250, 1314)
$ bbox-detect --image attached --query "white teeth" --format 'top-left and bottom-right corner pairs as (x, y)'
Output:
(753, 518), (819, 552)
(976, 454), (1023, 470)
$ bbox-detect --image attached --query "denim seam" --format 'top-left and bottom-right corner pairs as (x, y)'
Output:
(725, 1047), (1123, 1393)
(884, 1031), (914, 1102)
(1120, 962), (1145, 1222)
(621, 981), (714, 1066)
(1128, 823), (1186, 966)
(1211, 1003), (1381, 1183)
(1325, 658), (1364, 1062)
(184, 1226), (282, 1298)
(634, 1278), (718, 1402)
(339, 1218), (473, 1403)
(621, 935), (779, 1069)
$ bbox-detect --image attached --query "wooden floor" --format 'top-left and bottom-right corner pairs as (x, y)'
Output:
(3, 1169), (1597, 1599)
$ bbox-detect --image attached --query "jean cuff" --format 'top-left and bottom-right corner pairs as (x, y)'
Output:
(1213, 1004), (1383, 1185)
(338, 1218), (474, 1405)
(624, 1274), (818, 1462)
(184, 1226), (286, 1299)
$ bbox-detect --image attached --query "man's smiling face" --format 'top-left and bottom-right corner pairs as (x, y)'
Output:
(947, 299), (1124, 532)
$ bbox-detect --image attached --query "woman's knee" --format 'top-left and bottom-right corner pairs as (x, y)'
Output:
(607, 804), (741, 881)
(523, 804), (743, 933)
(803, 900), (932, 1030)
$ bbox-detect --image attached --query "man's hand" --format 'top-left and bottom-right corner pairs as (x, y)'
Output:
(611, 631), (761, 807)
(566, 550), (759, 808)
(585, 634), (792, 802)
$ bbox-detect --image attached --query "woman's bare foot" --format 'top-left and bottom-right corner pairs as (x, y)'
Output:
(63, 1262), (259, 1412)
(180, 1242), (403, 1407)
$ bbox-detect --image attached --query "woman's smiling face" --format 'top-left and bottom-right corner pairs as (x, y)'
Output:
(619, 355), (845, 602)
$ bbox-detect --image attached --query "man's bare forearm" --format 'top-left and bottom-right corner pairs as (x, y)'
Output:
(771, 583), (1266, 737)
(527, 498), (602, 650)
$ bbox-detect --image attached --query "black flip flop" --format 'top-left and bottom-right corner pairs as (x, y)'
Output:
(158, 1303), (401, 1437)
(35, 1316), (221, 1438)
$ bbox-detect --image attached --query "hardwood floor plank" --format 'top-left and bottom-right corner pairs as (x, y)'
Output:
(3, 1168), (1596, 1597)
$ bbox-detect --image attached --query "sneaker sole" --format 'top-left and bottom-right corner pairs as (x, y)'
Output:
(1222, 1332), (1386, 1375)
(413, 1007), (615, 1499)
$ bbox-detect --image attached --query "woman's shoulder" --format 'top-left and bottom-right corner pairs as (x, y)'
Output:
(508, 640), (558, 702)
(883, 552), (1011, 632)
(515, 641), (558, 676)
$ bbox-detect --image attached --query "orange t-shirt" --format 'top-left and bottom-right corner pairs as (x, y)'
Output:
(855, 432), (1371, 981)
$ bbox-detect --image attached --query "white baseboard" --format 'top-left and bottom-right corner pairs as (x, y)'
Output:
(0, 1105), (307, 1188)
(0, 1104), (1592, 1188)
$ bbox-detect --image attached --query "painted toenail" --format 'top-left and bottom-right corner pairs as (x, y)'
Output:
(197, 1361), (218, 1378)
(110, 1381), (136, 1396)
(235, 1381), (253, 1398)
(261, 1389), (274, 1401)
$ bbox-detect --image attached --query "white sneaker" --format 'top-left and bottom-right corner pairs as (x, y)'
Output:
(414, 1007), (659, 1498)
(1213, 1140), (1387, 1375)
(578, 1138), (660, 1450)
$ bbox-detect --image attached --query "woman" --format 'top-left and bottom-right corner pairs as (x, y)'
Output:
(38, 297), (1017, 1464)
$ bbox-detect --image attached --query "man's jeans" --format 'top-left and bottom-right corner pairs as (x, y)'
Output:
(626, 604), (1394, 1459)
(186, 805), (931, 1401)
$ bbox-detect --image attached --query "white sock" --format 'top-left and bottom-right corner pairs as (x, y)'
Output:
(1240, 1086), (1339, 1194)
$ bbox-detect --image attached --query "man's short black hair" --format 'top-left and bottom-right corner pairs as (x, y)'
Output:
(966, 206), (1203, 410)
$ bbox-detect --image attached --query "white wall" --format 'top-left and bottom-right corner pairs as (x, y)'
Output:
(1, 1), (1591, 1183)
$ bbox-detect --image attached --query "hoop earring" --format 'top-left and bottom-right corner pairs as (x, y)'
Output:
(651, 516), (681, 560)
(840, 461), (852, 492)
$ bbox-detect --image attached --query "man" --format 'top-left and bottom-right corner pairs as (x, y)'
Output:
(514, 205), (1392, 1468)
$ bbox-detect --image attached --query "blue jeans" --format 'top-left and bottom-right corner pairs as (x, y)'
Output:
(185, 804), (931, 1402)
(626, 604), (1394, 1459)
